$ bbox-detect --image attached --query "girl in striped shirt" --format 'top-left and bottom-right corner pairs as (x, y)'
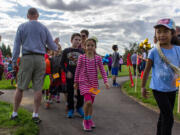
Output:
(74, 37), (110, 131)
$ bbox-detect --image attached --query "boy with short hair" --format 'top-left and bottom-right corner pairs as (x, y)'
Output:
(111, 45), (120, 87)
(60, 33), (84, 118)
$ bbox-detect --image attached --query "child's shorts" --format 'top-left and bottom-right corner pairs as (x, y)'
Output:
(43, 75), (50, 90)
(84, 94), (95, 104)
(111, 67), (118, 76)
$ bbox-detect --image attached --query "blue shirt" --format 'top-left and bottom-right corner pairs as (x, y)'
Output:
(148, 46), (180, 92)
(131, 53), (137, 64)
(12, 20), (58, 66)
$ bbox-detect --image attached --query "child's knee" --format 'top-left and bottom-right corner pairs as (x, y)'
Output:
(86, 101), (92, 106)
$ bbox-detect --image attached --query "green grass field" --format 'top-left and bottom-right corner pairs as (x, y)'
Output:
(122, 77), (180, 121)
(98, 64), (129, 79)
(0, 65), (130, 90)
(0, 101), (39, 135)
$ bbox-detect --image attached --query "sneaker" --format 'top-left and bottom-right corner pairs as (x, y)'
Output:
(67, 109), (74, 118)
(88, 119), (96, 128)
(83, 120), (92, 131)
(113, 83), (120, 87)
(10, 115), (18, 120)
(32, 117), (42, 124)
(77, 108), (84, 117)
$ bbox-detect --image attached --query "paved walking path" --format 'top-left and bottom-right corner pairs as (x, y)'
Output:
(0, 76), (180, 135)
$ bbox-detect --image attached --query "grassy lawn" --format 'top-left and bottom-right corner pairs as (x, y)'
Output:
(0, 65), (129, 90)
(0, 101), (39, 135)
(98, 64), (129, 79)
(122, 77), (180, 121)
(0, 79), (16, 89)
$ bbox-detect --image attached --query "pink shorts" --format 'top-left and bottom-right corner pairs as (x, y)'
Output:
(84, 94), (95, 104)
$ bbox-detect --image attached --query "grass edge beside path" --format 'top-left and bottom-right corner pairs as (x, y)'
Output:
(0, 101), (39, 135)
(121, 78), (180, 123)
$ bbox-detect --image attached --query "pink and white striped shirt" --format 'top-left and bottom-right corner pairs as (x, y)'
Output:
(74, 54), (108, 96)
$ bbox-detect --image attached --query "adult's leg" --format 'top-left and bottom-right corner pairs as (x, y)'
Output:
(13, 56), (33, 113)
(133, 64), (136, 76)
(32, 55), (45, 115)
(34, 90), (42, 113)
(13, 88), (23, 112)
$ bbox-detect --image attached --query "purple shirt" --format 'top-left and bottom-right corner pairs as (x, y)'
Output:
(108, 57), (112, 66)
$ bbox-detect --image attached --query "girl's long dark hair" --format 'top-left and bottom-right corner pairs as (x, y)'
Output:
(171, 30), (180, 45)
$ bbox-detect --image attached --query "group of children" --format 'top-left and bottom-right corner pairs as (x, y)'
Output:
(0, 49), (19, 85)
(131, 48), (147, 77)
(42, 31), (110, 131)
(42, 37), (66, 109)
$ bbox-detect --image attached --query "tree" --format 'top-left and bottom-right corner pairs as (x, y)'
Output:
(122, 42), (139, 64)
(6, 45), (12, 57)
(0, 43), (7, 56)
(0, 43), (12, 57)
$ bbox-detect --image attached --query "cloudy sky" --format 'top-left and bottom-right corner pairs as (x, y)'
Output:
(0, 0), (180, 55)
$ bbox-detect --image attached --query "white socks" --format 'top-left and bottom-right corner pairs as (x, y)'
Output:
(32, 112), (39, 118)
(12, 112), (39, 118)
(12, 111), (18, 117)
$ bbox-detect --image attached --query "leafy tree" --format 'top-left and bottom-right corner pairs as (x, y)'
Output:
(6, 45), (12, 57)
(122, 42), (139, 64)
(0, 43), (12, 57)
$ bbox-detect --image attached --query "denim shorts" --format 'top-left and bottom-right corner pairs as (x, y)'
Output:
(111, 67), (119, 76)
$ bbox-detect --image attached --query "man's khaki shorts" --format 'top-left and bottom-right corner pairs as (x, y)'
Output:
(17, 55), (45, 91)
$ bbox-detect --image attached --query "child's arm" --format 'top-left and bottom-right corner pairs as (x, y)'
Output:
(141, 58), (152, 98)
(74, 55), (83, 87)
(97, 56), (108, 85)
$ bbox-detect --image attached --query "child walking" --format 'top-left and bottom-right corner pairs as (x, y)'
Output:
(50, 44), (62, 103)
(141, 18), (180, 135)
(60, 33), (84, 118)
(74, 37), (110, 131)
(43, 52), (51, 108)
(111, 45), (120, 87)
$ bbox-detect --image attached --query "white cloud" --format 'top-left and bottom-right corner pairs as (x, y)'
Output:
(1, 0), (180, 56)
(0, 0), (17, 12)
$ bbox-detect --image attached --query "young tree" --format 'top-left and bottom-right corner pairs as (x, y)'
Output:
(122, 42), (139, 64)
(6, 45), (12, 57)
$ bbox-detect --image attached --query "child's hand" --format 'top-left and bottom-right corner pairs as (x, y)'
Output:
(67, 71), (73, 79)
(74, 83), (78, 97)
(73, 83), (78, 90)
(141, 87), (149, 98)
(74, 89), (78, 97)
(105, 83), (110, 89)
